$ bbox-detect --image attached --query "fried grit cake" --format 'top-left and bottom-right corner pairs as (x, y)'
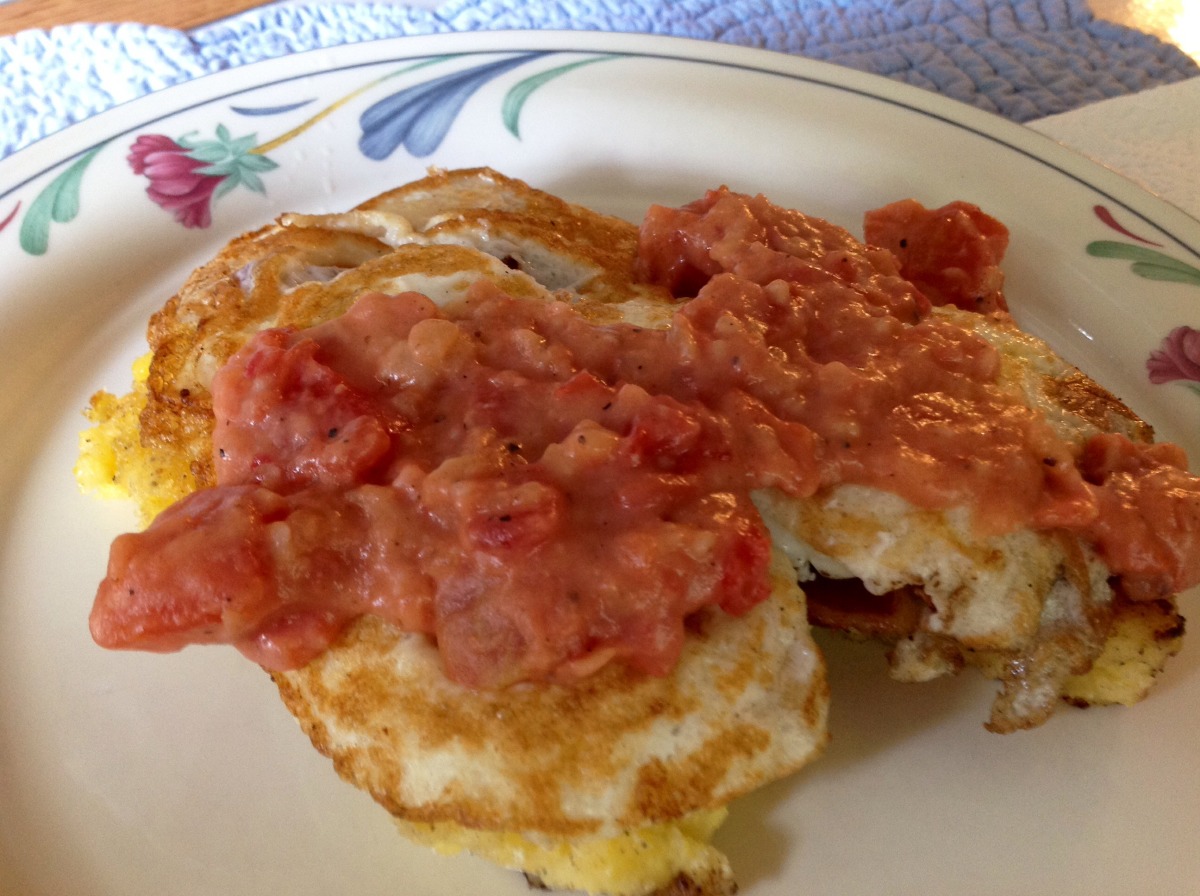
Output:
(79, 168), (830, 896)
(79, 168), (1188, 892)
(278, 548), (825, 896)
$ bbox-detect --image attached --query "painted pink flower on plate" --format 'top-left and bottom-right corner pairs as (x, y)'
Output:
(127, 127), (278, 229)
(1148, 326), (1200, 385)
(128, 134), (223, 229)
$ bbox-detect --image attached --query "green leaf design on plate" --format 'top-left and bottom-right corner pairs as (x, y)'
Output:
(502, 56), (614, 138)
(185, 125), (281, 201)
(1086, 240), (1200, 287)
(199, 148), (279, 196)
(19, 144), (106, 256)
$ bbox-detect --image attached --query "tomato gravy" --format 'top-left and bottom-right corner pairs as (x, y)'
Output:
(90, 189), (1200, 684)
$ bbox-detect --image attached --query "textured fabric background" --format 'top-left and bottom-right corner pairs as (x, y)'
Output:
(2, 0), (1197, 160)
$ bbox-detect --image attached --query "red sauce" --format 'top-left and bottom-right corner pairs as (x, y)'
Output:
(863, 198), (1010, 313)
(90, 188), (1200, 683)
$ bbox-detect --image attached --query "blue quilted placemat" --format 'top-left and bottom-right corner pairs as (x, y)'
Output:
(2, 0), (1197, 160)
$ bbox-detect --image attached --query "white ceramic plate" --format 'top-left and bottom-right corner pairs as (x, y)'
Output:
(2, 31), (1198, 896)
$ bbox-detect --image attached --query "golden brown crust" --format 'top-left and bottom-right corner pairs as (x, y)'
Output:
(522, 862), (738, 895)
(359, 167), (643, 293)
(141, 225), (396, 490)
(1043, 368), (1155, 444)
